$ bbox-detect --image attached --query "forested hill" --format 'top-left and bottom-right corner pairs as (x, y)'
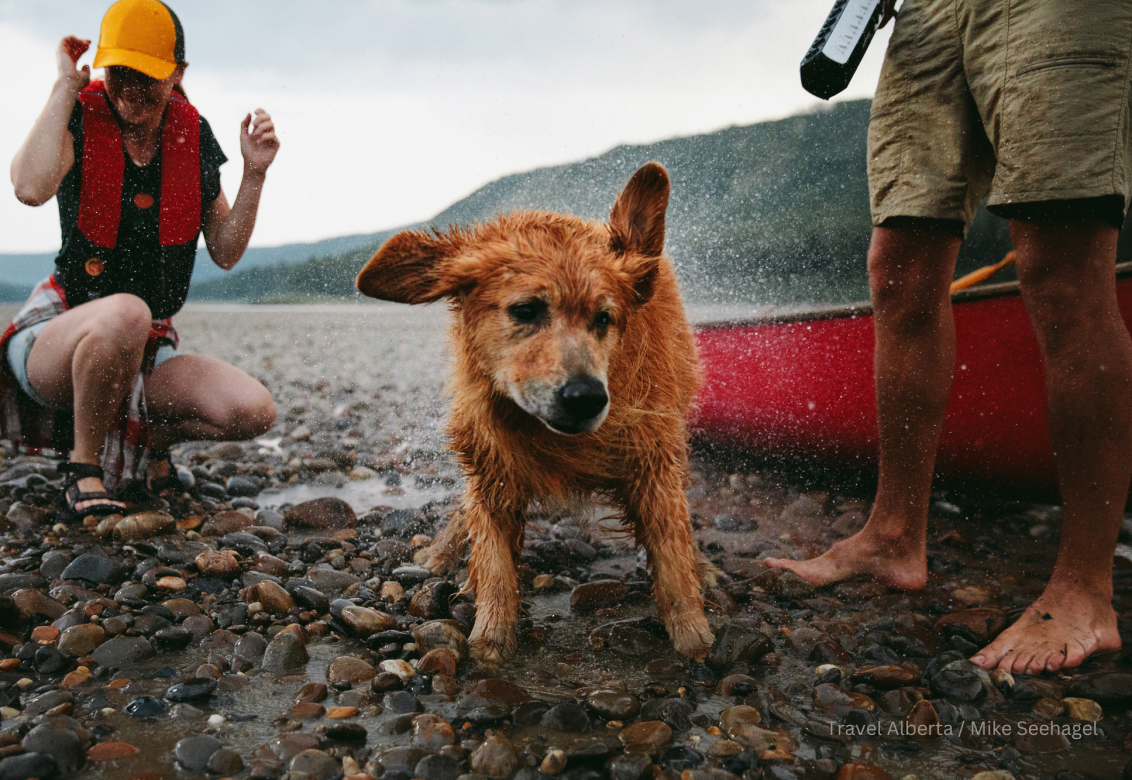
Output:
(191, 99), (1018, 305)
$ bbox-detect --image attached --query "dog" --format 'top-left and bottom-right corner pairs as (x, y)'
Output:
(356, 162), (715, 666)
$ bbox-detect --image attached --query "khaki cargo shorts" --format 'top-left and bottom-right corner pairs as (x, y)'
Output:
(868, 0), (1132, 229)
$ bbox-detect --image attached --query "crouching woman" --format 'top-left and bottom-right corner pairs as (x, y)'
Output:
(8, 0), (277, 518)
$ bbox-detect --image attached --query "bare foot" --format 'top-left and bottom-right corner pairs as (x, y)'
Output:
(971, 581), (1120, 674)
(764, 528), (927, 590)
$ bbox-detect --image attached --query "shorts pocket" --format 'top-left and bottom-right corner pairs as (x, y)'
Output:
(1015, 55), (1118, 78)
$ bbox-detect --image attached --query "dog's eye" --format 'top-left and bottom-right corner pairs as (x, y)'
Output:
(594, 311), (611, 329)
(508, 301), (545, 324)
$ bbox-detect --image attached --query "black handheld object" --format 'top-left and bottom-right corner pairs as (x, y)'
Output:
(801, 0), (884, 100)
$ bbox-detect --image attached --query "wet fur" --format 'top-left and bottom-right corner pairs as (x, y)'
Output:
(356, 163), (714, 666)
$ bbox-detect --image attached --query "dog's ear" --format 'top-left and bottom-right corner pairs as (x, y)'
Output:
(609, 162), (669, 259)
(356, 229), (469, 303)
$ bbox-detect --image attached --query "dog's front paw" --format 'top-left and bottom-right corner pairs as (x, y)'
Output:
(468, 623), (518, 670)
(415, 544), (459, 575)
(668, 608), (715, 662)
(696, 555), (728, 589)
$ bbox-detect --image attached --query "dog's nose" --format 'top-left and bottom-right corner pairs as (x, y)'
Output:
(558, 376), (608, 421)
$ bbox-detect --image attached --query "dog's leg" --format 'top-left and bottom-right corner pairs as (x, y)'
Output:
(622, 465), (715, 661)
(415, 506), (468, 575)
(695, 550), (726, 588)
(465, 493), (526, 669)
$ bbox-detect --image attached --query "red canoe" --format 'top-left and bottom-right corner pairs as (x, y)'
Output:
(691, 262), (1132, 498)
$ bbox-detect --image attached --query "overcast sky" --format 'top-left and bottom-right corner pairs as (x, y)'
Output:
(0, 0), (892, 253)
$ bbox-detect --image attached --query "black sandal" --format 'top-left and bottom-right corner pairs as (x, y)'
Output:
(146, 450), (182, 494)
(59, 462), (125, 520)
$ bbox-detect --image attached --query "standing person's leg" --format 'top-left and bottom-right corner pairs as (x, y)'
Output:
(972, 215), (1127, 673)
(24, 293), (155, 511)
(767, 220), (959, 587)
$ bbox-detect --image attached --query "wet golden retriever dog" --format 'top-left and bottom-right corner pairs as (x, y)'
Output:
(356, 163), (715, 666)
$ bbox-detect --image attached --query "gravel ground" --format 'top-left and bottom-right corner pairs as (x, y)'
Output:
(0, 302), (1128, 780)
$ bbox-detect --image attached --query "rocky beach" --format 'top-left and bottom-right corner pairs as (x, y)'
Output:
(0, 301), (1129, 780)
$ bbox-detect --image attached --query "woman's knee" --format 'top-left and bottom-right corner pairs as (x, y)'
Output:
(223, 385), (276, 439)
(88, 294), (153, 348)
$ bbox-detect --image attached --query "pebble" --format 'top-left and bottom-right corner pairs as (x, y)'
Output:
(413, 620), (469, 660)
(166, 677), (218, 702)
(413, 713), (456, 751)
(60, 554), (124, 585)
(174, 733), (223, 772)
(208, 747), (245, 775)
(417, 754), (464, 780)
(586, 690), (640, 720)
(1065, 672), (1132, 705)
(59, 620), (109, 656)
(570, 580), (629, 613)
(285, 497), (358, 529)
(245, 580), (294, 613)
(90, 636), (153, 669)
(619, 721), (674, 757)
(21, 724), (85, 773)
(382, 580), (406, 601)
(269, 732), (321, 762)
(1061, 697), (1103, 721)
(125, 696), (165, 717)
(470, 735), (520, 779)
(417, 648), (459, 677)
(341, 605), (396, 635)
(113, 511), (176, 541)
(195, 548), (241, 577)
(261, 630), (309, 673)
(0, 753), (60, 780)
(327, 655), (375, 685)
(86, 741), (140, 761)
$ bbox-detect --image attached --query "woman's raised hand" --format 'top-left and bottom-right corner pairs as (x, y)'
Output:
(240, 109), (280, 176)
(57, 36), (91, 91)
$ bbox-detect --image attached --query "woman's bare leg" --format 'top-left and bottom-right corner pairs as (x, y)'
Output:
(144, 354), (276, 456)
(26, 294), (154, 511)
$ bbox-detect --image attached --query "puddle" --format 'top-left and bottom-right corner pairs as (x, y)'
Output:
(257, 476), (456, 515)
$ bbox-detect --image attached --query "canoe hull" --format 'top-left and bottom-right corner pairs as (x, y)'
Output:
(692, 273), (1132, 496)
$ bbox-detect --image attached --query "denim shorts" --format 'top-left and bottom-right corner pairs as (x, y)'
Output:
(7, 321), (177, 409)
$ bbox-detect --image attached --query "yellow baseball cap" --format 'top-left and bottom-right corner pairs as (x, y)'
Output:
(93, 0), (185, 80)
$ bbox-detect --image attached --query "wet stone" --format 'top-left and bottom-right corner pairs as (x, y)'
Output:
(235, 631), (269, 662)
(570, 579), (628, 613)
(719, 705), (761, 731)
(850, 664), (920, 690)
(154, 626), (193, 649)
(411, 580), (458, 619)
(195, 549), (241, 577)
(384, 690), (425, 713)
(270, 732), (321, 762)
(0, 753), (59, 780)
(296, 682), (328, 703)
(262, 631), (309, 673)
(659, 745), (704, 771)
(470, 735), (520, 780)
(619, 721), (674, 757)
(286, 497), (358, 529)
(33, 646), (70, 676)
(705, 623), (773, 670)
(392, 565), (434, 584)
(12, 589), (66, 621)
(1013, 728), (1071, 754)
(60, 553), (125, 585)
(413, 713), (456, 751)
(726, 724), (797, 753)
(328, 656), (375, 685)
(608, 752), (653, 780)
(586, 690), (640, 720)
(125, 696), (165, 717)
(1065, 672), (1132, 705)
(640, 698), (694, 731)
(208, 747), (245, 775)
(90, 636), (153, 669)
(930, 669), (984, 703)
(417, 648), (459, 677)
(21, 724), (85, 774)
(1062, 696), (1103, 721)
(935, 608), (1007, 643)
(166, 677), (218, 702)
(414, 620), (469, 661)
(342, 605), (396, 636)
(325, 722), (368, 742)
(417, 754), (463, 780)
(541, 702), (591, 732)
(86, 741), (140, 761)
(174, 733), (223, 772)
(291, 585), (331, 613)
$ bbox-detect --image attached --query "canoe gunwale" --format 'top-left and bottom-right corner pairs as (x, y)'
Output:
(695, 261), (1132, 331)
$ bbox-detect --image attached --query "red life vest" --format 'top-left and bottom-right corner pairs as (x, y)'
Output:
(58, 80), (203, 318)
(77, 79), (201, 248)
